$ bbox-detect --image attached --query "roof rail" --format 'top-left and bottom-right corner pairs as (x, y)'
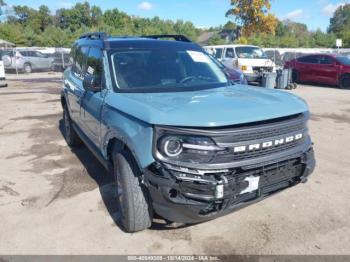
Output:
(79, 32), (107, 40)
(142, 34), (192, 42)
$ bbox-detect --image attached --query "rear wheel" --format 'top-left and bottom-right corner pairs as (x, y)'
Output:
(23, 63), (32, 74)
(112, 148), (153, 232)
(340, 75), (350, 89)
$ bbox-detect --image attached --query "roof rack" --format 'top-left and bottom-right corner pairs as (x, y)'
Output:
(142, 34), (192, 42)
(79, 32), (107, 40)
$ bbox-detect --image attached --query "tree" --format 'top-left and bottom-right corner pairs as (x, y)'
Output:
(223, 21), (236, 30)
(328, 4), (350, 47)
(226, 0), (277, 37)
(37, 5), (52, 32)
(328, 4), (350, 35)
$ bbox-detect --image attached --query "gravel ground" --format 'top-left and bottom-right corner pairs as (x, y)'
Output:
(0, 72), (349, 255)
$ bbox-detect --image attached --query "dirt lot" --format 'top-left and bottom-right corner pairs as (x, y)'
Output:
(0, 72), (350, 255)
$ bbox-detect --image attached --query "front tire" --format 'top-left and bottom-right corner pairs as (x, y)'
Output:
(63, 105), (81, 147)
(292, 70), (299, 83)
(113, 148), (153, 232)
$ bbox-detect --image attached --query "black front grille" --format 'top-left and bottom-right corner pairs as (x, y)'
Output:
(204, 113), (309, 163)
(213, 113), (307, 145)
(214, 138), (304, 162)
(227, 157), (303, 206)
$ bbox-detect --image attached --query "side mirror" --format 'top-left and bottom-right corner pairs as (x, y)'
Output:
(83, 75), (101, 92)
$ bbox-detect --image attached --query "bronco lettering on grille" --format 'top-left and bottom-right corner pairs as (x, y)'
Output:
(233, 133), (303, 153)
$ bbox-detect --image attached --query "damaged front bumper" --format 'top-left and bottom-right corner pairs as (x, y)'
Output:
(144, 147), (315, 224)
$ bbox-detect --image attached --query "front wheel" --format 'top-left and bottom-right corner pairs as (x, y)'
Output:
(113, 148), (153, 232)
(292, 70), (299, 83)
(63, 105), (81, 147)
(340, 75), (350, 89)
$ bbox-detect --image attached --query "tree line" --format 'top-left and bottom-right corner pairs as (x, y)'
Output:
(208, 0), (350, 48)
(0, 2), (201, 47)
(0, 1), (349, 48)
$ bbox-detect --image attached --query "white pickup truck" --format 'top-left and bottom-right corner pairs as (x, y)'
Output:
(204, 44), (276, 83)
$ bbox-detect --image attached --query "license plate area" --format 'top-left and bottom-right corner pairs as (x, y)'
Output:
(239, 175), (260, 195)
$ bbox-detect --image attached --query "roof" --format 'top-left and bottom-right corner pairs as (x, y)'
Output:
(203, 44), (260, 49)
(75, 34), (200, 50)
(297, 53), (345, 57)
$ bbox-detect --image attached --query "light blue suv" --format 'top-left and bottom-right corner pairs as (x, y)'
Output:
(61, 33), (315, 232)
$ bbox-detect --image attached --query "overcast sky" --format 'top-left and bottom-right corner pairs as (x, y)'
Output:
(4, 0), (347, 31)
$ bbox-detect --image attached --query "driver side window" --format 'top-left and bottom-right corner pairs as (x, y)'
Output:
(86, 47), (103, 78)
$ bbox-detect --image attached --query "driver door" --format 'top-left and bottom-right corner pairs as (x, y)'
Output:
(80, 47), (105, 147)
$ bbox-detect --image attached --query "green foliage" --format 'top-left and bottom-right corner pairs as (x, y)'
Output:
(0, 1), (348, 48)
(233, 20), (339, 48)
(223, 21), (236, 30)
(0, 1), (201, 47)
(208, 34), (226, 45)
(328, 4), (350, 47)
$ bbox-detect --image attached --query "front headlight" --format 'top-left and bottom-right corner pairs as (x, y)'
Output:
(154, 128), (224, 164)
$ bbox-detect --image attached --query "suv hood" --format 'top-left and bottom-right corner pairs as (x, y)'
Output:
(106, 85), (308, 127)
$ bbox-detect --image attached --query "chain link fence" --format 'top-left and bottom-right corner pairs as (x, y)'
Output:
(0, 47), (71, 75)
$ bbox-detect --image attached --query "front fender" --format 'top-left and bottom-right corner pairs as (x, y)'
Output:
(100, 104), (155, 169)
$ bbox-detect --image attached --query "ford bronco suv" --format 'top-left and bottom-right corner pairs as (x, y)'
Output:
(61, 32), (315, 232)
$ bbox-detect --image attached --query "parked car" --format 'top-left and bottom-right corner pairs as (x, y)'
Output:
(210, 55), (248, 84)
(285, 54), (350, 89)
(62, 32), (315, 232)
(204, 44), (276, 83)
(50, 52), (72, 72)
(1, 49), (54, 73)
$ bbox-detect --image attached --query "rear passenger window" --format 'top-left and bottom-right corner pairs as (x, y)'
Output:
(319, 56), (333, 65)
(72, 46), (89, 79)
(86, 47), (103, 77)
(225, 48), (235, 58)
(298, 56), (319, 64)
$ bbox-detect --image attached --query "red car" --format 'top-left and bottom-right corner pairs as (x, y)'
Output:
(285, 54), (350, 88)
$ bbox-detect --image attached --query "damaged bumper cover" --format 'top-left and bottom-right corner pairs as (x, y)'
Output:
(144, 147), (315, 224)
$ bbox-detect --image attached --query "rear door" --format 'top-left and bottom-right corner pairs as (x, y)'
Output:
(25, 51), (40, 69)
(315, 55), (338, 85)
(80, 47), (105, 146)
(295, 55), (319, 82)
(65, 45), (89, 122)
(34, 51), (51, 69)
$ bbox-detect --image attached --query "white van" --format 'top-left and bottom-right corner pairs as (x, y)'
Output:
(204, 44), (276, 83)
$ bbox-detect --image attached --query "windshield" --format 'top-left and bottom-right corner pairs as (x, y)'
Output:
(110, 47), (228, 91)
(235, 46), (267, 59)
(336, 56), (350, 65)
